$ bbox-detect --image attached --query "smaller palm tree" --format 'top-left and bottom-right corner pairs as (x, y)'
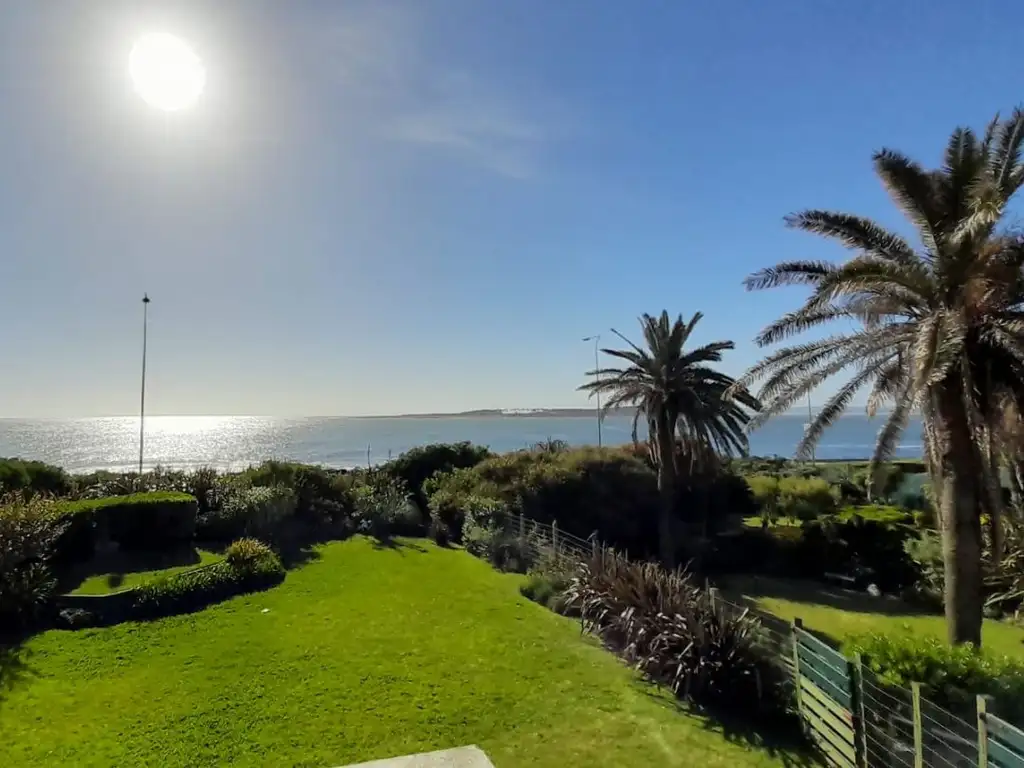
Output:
(579, 311), (759, 565)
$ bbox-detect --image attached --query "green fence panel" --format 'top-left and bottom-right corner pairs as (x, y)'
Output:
(988, 713), (1024, 768)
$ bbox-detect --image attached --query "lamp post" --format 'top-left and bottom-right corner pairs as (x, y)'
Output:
(583, 335), (602, 447)
(139, 293), (150, 475)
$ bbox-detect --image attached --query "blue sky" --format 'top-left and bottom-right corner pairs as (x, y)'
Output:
(1, 0), (1022, 417)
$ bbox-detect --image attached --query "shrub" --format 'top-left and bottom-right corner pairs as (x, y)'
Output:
(0, 458), (70, 497)
(425, 448), (660, 557)
(383, 442), (492, 512)
(54, 492), (198, 557)
(520, 549), (577, 614)
(745, 474), (836, 522)
(133, 541), (284, 619)
(352, 472), (421, 540)
(186, 467), (220, 514)
(0, 495), (67, 630)
(203, 486), (297, 541)
(846, 633), (1024, 723)
(461, 496), (533, 572)
(240, 461), (355, 524)
(566, 550), (787, 714)
(225, 537), (275, 570)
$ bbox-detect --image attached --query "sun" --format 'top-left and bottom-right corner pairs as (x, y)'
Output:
(129, 33), (206, 112)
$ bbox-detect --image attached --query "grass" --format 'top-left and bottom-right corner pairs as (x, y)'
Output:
(64, 548), (223, 595)
(0, 538), (807, 768)
(724, 574), (1024, 657)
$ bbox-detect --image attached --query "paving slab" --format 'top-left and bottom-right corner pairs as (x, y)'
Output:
(339, 746), (495, 768)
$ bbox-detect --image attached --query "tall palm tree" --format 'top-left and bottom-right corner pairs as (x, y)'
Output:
(579, 311), (759, 566)
(731, 109), (1024, 646)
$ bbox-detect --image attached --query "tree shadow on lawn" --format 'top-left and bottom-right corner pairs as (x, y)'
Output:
(58, 545), (204, 593)
(370, 536), (428, 554)
(0, 637), (36, 712)
(640, 689), (820, 768)
(725, 575), (933, 619)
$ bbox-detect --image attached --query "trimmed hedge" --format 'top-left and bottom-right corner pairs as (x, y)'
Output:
(131, 540), (283, 619)
(54, 492), (198, 560)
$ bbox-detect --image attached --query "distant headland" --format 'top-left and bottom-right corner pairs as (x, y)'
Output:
(358, 407), (635, 419)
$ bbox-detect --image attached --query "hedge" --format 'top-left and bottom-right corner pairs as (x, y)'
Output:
(55, 541), (285, 627)
(132, 539), (283, 619)
(54, 492), (198, 560)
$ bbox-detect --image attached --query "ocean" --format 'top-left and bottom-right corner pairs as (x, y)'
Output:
(0, 413), (925, 474)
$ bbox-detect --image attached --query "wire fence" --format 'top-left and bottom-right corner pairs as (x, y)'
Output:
(507, 509), (1024, 768)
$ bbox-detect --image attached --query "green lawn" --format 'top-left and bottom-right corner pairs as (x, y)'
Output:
(0, 538), (805, 768)
(63, 547), (223, 595)
(724, 575), (1024, 656)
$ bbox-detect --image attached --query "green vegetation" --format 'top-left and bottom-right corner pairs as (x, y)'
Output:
(66, 548), (222, 595)
(568, 549), (788, 715)
(578, 311), (759, 565)
(55, 491), (198, 558)
(0, 538), (796, 768)
(0, 457), (70, 496)
(427, 446), (660, 556)
(132, 538), (283, 619)
(846, 632), (1024, 723)
(733, 108), (1024, 646)
(0, 495), (65, 629)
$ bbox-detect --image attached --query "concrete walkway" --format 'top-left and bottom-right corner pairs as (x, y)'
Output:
(340, 746), (495, 768)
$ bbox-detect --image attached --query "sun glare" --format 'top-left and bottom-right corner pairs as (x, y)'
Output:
(129, 33), (206, 112)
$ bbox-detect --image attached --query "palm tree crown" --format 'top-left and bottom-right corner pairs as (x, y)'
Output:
(732, 109), (1024, 646)
(735, 110), (1024, 466)
(580, 311), (759, 459)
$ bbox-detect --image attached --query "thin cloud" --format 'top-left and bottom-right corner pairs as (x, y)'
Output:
(312, 3), (557, 180)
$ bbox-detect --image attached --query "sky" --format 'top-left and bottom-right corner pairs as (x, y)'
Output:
(1, 0), (1022, 418)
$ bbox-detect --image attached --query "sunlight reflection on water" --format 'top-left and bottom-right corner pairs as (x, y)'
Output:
(0, 414), (924, 473)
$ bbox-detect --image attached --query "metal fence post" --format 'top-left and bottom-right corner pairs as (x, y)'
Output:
(552, 520), (559, 553)
(849, 653), (868, 768)
(519, 512), (525, 547)
(911, 682), (923, 768)
(978, 695), (989, 768)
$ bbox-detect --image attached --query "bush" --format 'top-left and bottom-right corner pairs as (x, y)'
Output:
(745, 474), (836, 522)
(846, 633), (1024, 723)
(520, 550), (577, 615)
(383, 442), (492, 512)
(352, 472), (421, 540)
(241, 461), (355, 524)
(461, 496), (533, 572)
(185, 467), (220, 515)
(425, 448), (660, 557)
(225, 537), (276, 570)
(133, 540), (284, 618)
(566, 550), (787, 714)
(0, 458), (71, 497)
(198, 486), (297, 542)
(54, 492), (198, 557)
(0, 495), (67, 630)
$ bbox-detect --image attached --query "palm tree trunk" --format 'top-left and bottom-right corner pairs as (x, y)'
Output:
(654, 409), (677, 568)
(935, 387), (985, 646)
(987, 426), (1005, 567)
